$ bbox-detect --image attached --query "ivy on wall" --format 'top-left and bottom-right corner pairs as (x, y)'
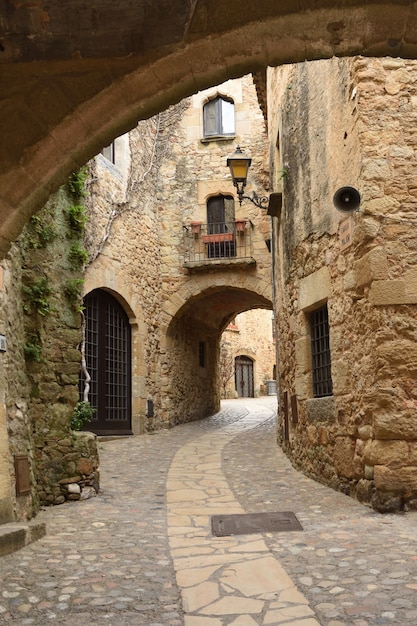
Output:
(22, 167), (90, 362)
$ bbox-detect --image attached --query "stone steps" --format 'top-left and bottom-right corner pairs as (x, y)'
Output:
(0, 520), (46, 557)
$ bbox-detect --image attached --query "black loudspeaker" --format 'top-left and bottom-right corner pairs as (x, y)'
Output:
(333, 186), (361, 213)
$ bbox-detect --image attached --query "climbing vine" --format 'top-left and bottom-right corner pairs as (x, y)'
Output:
(84, 102), (188, 266)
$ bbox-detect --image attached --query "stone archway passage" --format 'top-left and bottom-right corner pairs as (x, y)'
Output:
(2, 0), (417, 256)
(166, 400), (320, 624)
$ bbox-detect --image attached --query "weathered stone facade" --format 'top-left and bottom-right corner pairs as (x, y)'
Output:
(0, 74), (272, 523)
(83, 75), (273, 433)
(0, 184), (99, 520)
(221, 310), (276, 398)
(268, 57), (417, 511)
(3, 0), (417, 257)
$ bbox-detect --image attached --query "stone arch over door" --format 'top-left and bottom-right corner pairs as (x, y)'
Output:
(2, 1), (417, 256)
(83, 268), (146, 435)
(84, 264), (147, 435)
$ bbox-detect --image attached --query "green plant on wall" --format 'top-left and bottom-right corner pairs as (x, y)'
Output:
(66, 204), (88, 234)
(64, 278), (84, 307)
(22, 277), (52, 317)
(71, 401), (96, 431)
(67, 166), (89, 198)
(65, 168), (90, 270)
(69, 243), (89, 270)
(23, 332), (42, 362)
(23, 341), (42, 363)
(25, 214), (56, 249)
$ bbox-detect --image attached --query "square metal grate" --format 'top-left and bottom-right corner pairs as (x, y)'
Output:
(211, 511), (303, 537)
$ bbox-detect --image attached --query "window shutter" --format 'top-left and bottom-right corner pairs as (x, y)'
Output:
(207, 196), (225, 227)
(203, 100), (218, 136)
(224, 196), (235, 225)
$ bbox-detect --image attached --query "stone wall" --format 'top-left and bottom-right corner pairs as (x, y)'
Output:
(268, 57), (417, 511)
(221, 309), (276, 398)
(0, 74), (273, 521)
(0, 183), (99, 520)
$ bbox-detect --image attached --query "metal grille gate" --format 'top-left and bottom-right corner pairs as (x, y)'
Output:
(81, 289), (132, 434)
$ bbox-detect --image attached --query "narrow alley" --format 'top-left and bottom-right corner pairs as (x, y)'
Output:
(1, 398), (417, 625)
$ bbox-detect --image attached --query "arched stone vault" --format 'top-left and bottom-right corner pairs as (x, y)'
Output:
(162, 274), (273, 338)
(160, 281), (272, 425)
(2, 1), (417, 255)
(167, 286), (272, 334)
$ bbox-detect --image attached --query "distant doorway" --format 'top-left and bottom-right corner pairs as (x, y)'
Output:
(235, 355), (254, 397)
(80, 289), (132, 435)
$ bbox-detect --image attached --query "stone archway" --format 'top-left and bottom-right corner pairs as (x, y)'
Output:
(83, 265), (147, 435)
(2, 1), (417, 255)
(159, 282), (272, 425)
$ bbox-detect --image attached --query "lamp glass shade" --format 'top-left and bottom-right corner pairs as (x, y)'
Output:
(227, 146), (252, 183)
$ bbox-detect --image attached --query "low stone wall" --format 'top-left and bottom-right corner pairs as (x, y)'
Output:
(36, 432), (99, 505)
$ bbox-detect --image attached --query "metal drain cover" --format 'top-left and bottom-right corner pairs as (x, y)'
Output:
(211, 511), (303, 537)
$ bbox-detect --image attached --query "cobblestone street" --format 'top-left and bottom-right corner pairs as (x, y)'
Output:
(1, 397), (417, 625)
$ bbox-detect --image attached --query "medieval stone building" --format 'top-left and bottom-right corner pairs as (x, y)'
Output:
(81, 75), (273, 436)
(266, 56), (417, 512)
(2, 53), (417, 538)
(0, 181), (100, 538)
(0, 74), (273, 529)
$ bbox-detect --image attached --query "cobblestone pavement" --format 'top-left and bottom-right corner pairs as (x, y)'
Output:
(0, 398), (417, 625)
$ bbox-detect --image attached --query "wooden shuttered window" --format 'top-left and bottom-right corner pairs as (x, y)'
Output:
(203, 96), (235, 137)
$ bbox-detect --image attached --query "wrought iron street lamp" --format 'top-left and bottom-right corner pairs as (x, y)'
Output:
(227, 145), (269, 208)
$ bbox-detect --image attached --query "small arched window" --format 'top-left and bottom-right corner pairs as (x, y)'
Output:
(203, 96), (235, 138)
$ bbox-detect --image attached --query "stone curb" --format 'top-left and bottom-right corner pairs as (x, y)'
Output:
(0, 520), (46, 557)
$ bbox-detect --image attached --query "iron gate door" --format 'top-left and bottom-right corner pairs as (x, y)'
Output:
(81, 289), (132, 435)
(235, 355), (254, 398)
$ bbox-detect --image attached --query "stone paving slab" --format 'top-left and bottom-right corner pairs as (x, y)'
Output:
(0, 397), (416, 625)
(167, 409), (319, 625)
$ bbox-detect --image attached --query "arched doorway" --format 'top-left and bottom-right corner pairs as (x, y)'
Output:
(80, 289), (132, 435)
(235, 355), (254, 398)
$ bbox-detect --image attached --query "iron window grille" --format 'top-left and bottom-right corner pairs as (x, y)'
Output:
(310, 304), (333, 398)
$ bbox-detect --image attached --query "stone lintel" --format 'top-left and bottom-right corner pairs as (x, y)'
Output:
(298, 267), (330, 311)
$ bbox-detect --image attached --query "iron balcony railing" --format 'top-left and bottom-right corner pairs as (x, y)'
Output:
(183, 220), (253, 265)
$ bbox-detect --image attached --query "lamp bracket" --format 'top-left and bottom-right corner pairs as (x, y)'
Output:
(240, 191), (269, 209)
